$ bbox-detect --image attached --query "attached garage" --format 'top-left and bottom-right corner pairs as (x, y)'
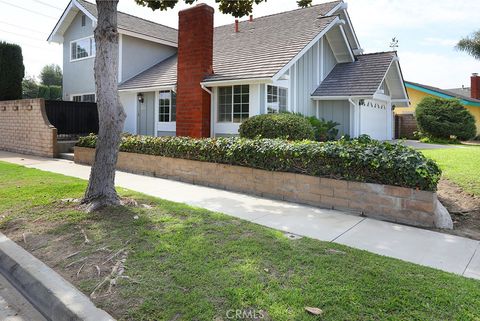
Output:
(311, 52), (408, 141)
(358, 99), (392, 140)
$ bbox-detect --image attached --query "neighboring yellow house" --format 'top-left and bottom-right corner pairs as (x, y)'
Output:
(395, 79), (480, 135)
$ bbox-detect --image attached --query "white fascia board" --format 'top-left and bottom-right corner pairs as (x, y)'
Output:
(47, 0), (97, 43)
(338, 24), (355, 62)
(73, 0), (97, 24)
(272, 17), (340, 81)
(376, 57), (409, 101)
(375, 58), (395, 94)
(392, 99), (410, 103)
(118, 29), (178, 48)
(325, 2), (347, 16)
(201, 78), (272, 87)
(118, 85), (175, 92)
(394, 59), (409, 100)
(311, 95), (371, 101)
(47, 0), (75, 43)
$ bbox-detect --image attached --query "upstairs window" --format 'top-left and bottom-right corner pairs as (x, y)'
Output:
(218, 85), (249, 123)
(267, 85), (288, 113)
(81, 15), (86, 27)
(71, 37), (96, 61)
(158, 90), (176, 122)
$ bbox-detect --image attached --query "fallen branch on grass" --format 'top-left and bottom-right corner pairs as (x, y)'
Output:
(90, 251), (128, 298)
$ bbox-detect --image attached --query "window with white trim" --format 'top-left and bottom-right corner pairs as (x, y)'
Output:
(81, 15), (86, 27)
(218, 85), (249, 123)
(267, 85), (288, 113)
(158, 90), (176, 122)
(71, 37), (96, 61)
(72, 94), (96, 102)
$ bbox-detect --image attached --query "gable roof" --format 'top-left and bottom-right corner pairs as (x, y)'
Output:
(119, 1), (345, 89)
(48, 0), (178, 46)
(120, 55), (178, 90)
(206, 2), (342, 82)
(405, 81), (480, 106)
(312, 51), (397, 97)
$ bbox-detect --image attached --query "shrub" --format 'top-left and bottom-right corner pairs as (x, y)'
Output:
(77, 134), (441, 191)
(305, 116), (339, 141)
(49, 85), (62, 100)
(0, 42), (25, 100)
(38, 85), (50, 99)
(239, 113), (315, 140)
(415, 97), (476, 140)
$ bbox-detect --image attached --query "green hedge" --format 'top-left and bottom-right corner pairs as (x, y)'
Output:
(239, 113), (315, 140)
(0, 42), (24, 100)
(77, 134), (441, 191)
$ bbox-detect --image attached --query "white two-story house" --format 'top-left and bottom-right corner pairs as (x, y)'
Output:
(48, 0), (408, 140)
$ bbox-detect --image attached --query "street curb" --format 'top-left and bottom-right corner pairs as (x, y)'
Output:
(0, 232), (115, 321)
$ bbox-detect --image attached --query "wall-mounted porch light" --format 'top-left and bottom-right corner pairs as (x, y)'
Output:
(137, 93), (144, 104)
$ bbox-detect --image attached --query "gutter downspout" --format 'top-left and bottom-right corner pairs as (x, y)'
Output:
(200, 84), (214, 137)
(348, 97), (357, 137)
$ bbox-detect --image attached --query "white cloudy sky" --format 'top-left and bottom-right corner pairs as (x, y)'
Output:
(0, 0), (479, 89)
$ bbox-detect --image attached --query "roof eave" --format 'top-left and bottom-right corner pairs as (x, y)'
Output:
(47, 0), (97, 43)
(201, 77), (273, 87)
(311, 95), (373, 100)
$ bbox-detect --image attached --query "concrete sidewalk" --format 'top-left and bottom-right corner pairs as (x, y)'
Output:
(0, 150), (479, 280)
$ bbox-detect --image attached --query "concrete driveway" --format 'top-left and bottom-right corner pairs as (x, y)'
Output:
(391, 140), (463, 150)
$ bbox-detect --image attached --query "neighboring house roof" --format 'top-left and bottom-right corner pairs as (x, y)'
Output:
(76, 0), (178, 45)
(312, 51), (397, 97)
(120, 55), (178, 90)
(120, 1), (347, 89)
(405, 81), (480, 106)
(447, 87), (471, 97)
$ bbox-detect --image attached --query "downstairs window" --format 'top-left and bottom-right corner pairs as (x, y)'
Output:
(158, 90), (176, 122)
(218, 85), (249, 123)
(267, 85), (288, 113)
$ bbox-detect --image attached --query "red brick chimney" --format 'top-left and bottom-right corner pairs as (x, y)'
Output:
(472, 73), (480, 100)
(176, 4), (214, 138)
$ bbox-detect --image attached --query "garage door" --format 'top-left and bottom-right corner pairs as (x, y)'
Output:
(359, 99), (391, 140)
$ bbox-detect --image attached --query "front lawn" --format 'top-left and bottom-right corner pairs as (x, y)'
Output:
(0, 161), (479, 320)
(421, 146), (480, 196)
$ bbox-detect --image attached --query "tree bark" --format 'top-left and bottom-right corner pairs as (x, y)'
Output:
(81, 0), (126, 212)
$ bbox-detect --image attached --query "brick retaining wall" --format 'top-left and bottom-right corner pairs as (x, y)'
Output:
(75, 146), (448, 228)
(0, 99), (57, 157)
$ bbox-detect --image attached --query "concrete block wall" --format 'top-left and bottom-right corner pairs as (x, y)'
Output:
(75, 147), (442, 228)
(0, 99), (57, 157)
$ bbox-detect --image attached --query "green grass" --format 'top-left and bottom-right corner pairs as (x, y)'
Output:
(421, 145), (480, 196)
(0, 161), (479, 321)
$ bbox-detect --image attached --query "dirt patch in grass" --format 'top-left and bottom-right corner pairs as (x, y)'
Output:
(437, 179), (480, 240)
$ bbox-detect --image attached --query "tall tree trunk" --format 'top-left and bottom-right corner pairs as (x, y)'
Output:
(81, 0), (126, 212)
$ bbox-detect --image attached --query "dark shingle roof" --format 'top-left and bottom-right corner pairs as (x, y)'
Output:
(119, 55), (177, 90)
(118, 1), (342, 89)
(312, 51), (396, 97)
(77, 0), (178, 45)
(405, 81), (480, 104)
(207, 2), (340, 82)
